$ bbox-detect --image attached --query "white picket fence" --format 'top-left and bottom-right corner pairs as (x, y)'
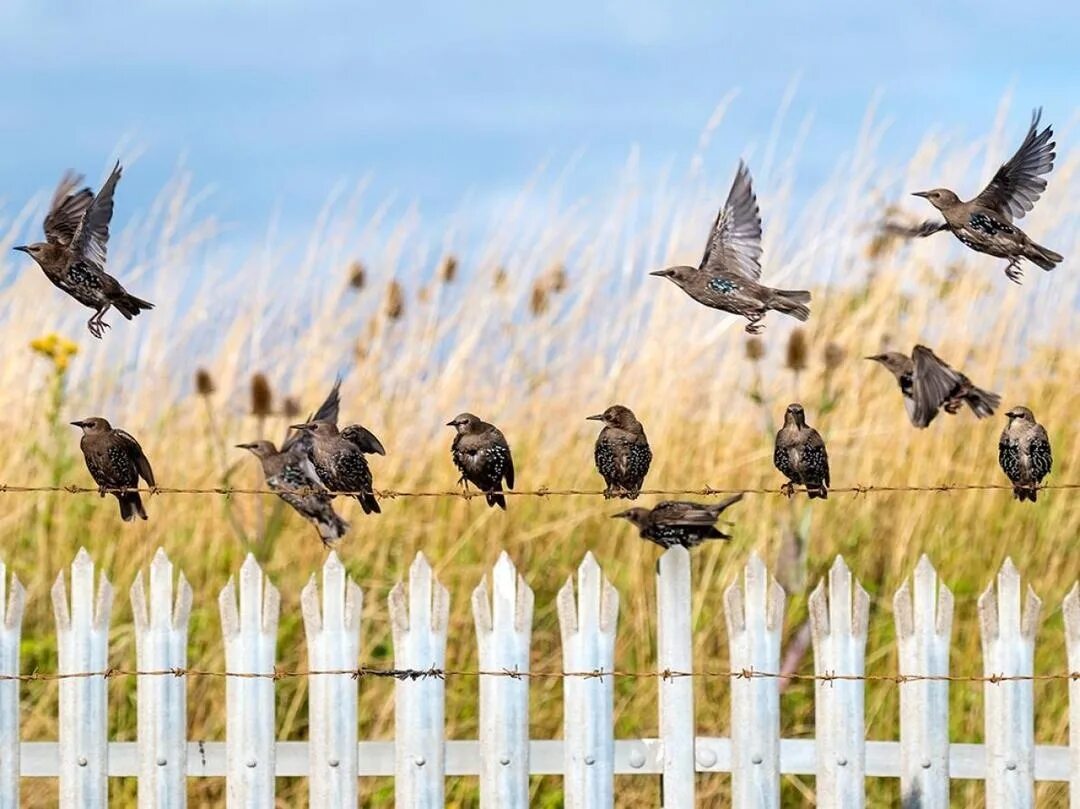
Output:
(0, 545), (1078, 807)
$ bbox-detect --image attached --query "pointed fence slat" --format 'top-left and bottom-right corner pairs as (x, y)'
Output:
(893, 555), (953, 808)
(52, 548), (114, 809)
(219, 554), (280, 807)
(724, 552), (785, 809)
(301, 551), (363, 809)
(389, 553), (449, 809)
(1063, 583), (1080, 807)
(978, 558), (1042, 809)
(131, 549), (192, 809)
(657, 546), (694, 807)
(810, 556), (869, 809)
(0, 561), (25, 809)
(557, 552), (618, 809)
(472, 552), (533, 808)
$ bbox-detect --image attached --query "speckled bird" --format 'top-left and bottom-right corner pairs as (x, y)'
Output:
(867, 345), (1000, 428)
(291, 418), (385, 514)
(886, 109), (1062, 284)
(14, 163), (153, 337)
(774, 403), (830, 499)
(650, 161), (811, 333)
(72, 417), (155, 521)
(587, 405), (652, 499)
(447, 413), (515, 509)
(612, 495), (744, 549)
(998, 406), (1052, 502)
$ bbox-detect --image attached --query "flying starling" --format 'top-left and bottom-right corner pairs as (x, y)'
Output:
(867, 345), (1001, 428)
(774, 403), (830, 499)
(587, 405), (652, 498)
(14, 163), (153, 337)
(998, 406), (1052, 502)
(612, 495), (744, 549)
(237, 380), (350, 545)
(885, 109), (1062, 284)
(650, 161), (811, 333)
(447, 413), (515, 509)
(71, 417), (155, 521)
(291, 418), (385, 514)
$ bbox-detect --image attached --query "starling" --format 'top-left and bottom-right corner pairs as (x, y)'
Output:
(447, 413), (515, 509)
(291, 417), (385, 514)
(998, 406), (1052, 502)
(867, 345), (1001, 428)
(886, 109), (1062, 284)
(14, 163), (153, 337)
(71, 417), (155, 521)
(237, 380), (350, 545)
(650, 161), (811, 333)
(587, 405), (652, 498)
(612, 495), (744, 549)
(774, 403), (830, 499)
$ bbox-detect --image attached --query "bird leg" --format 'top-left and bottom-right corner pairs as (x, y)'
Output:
(1003, 260), (1024, 285)
(780, 481), (795, 498)
(744, 314), (765, 335)
(87, 306), (112, 339)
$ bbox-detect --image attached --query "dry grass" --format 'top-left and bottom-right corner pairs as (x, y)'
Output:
(0, 100), (1077, 806)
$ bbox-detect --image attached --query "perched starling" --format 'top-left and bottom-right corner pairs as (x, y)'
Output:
(998, 406), (1052, 502)
(237, 380), (350, 545)
(867, 345), (1001, 428)
(447, 413), (515, 509)
(14, 163), (153, 337)
(71, 417), (155, 521)
(612, 495), (744, 549)
(291, 417), (385, 514)
(774, 403), (830, 499)
(885, 109), (1062, 284)
(587, 405), (652, 499)
(650, 162), (810, 333)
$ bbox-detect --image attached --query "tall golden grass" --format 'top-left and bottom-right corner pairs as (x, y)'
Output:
(0, 100), (1076, 806)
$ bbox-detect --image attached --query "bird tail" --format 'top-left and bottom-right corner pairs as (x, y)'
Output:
(111, 291), (155, 320)
(767, 288), (812, 322)
(485, 488), (507, 510)
(315, 511), (350, 546)
(964, 386), (1001, 419)
(1014, 485), (1037, 503)
(117, 492), (148, 521)
(806, 484), (828, 500)
(357, 490), (381, 514)
(1023, 242), (1063, 271)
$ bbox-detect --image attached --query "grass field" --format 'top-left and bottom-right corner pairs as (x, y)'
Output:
(0, 103), (1077, 806)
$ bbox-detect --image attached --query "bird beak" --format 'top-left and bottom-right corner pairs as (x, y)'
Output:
(865, 355), (882, 362)
(289, 423), (314, 431)
(12, 245), (29, 254)
(70, 420), (87, 428)
(649, 269), (672, 277)
(445, 420), (456, 427)
(610, 511), (630, 519)
(585, 414), (604, 421)
(911, 191), (930, 199)
(235, 443), (254, 450)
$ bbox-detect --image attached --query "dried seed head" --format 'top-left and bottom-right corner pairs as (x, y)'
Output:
(823, 342), (845, 372)
(439, 255), (458, 283)
(347, 260), (366, 290)
(785, 328), (808, 372)
(745, 337), (765, 363)
(250, 373), (273, 418)
(194, 368), (216, 396)
(548, 263), (568, 293)
(530, 282), (549, 316)
(282, 397), (302, 420)
(385, 280), (405, 321)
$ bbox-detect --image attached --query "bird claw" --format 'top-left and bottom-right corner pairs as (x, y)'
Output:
(86, 317), (111, 339)
(780, 482), (795, 498)
(744, 320), (765, 335)
(1004, 262), (1024, 284)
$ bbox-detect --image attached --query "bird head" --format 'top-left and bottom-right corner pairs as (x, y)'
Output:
(911, 188), (960, 211)
(649, 265), (695, 287)
(783, 403), (807, 428)
(236, 440), (277, 459)
(587, 404), (641, 432)
(865, 352), (910, 378)
(289, 420), (337, 438)
(12, 242), (48, 267)
(1004, 406), (1035, 424)
(446, 412), (481, 434)
(71, 417), (111, 434)
(611, 508), (650, 529)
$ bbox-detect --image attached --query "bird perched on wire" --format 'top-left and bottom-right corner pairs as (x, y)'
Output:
(71, 417), (155, 521)
(290, 417), (385, 515)
(884, 109), (1061, 284)
(447, 413), (515, 509)
(998, 406), (1052, 502)
(650, 161), (810, 333)
(612, 495), (744, 549)
(237, 379), (351, 545)
(867, 345), (1001, 428)
(13, 163), (153, 337)
(774, 403), (830, 499)
(587, 405), (652, 499)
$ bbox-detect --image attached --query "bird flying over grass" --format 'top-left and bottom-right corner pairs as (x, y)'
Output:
(612, 495), (744, 549)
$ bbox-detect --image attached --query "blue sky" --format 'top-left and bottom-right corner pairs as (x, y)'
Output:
(1, 2), (1078, 247)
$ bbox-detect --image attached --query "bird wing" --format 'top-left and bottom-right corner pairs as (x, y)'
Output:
(502, 439), (515, 489)
(699, 161), (763, 280)
(881, 220), (950, 238)
(114, 429), (155, 487)
(651, 500), (722, 527)
(341, 424), (386, 456)
(807, 430), (830, 487)
(43, 172), (93, 246)
(1029, 425), (1053, 481)
(911, 346), (963, 428)
(281, 378), (342, 452)
(972, 109), (1055, 220)
(69, 162), (122, 270)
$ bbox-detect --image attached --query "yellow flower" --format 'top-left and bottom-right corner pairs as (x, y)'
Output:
(29, 333), (78, 373)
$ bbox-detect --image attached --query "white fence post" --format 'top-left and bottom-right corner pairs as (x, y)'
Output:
(472, 551), (533, 809)
(389, 553), (449, 809)
(893, 555), (953, 808)
(1064, 583), (1080, 807)
(724, 552), (785, 809)
(978, 558), (1041, 809)
(809, 555), (869, 809)
(657, 546), (694, 807)
(301, 551), (363, 809)
(557, 552), (618, 809)
(52, 548), (113, 809)
(131, 549), (192, 809)
(219, 553), (280, 808)
(0, 561), (25, 809)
